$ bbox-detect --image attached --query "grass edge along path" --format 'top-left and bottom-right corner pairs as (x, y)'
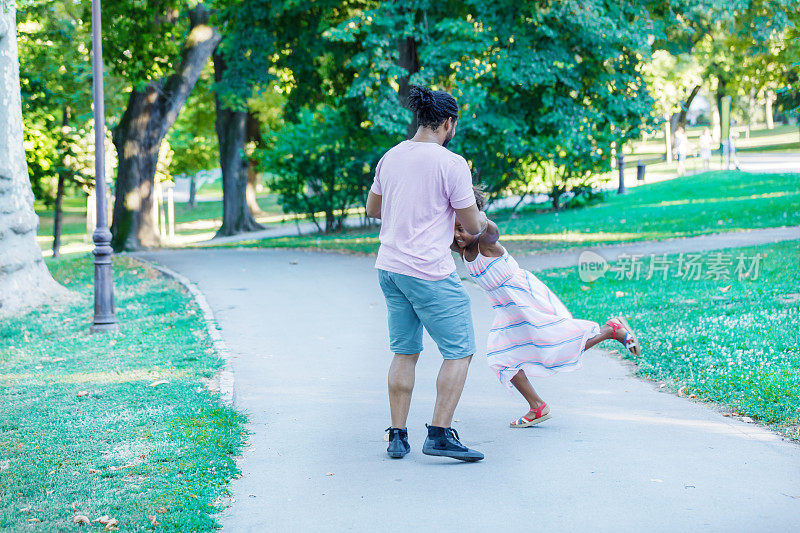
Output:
(542, 239), (800, 441)
(0, 255), (247, 532)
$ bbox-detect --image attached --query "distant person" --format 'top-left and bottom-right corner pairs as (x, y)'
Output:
(725, 130), (741, 170)
(453, 187), (641, 428)
(366, 85), (487, 462)
(674, 126), (688, 177)
(699, 128), (712, 170)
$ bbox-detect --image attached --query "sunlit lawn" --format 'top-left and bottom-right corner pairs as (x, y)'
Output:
(0, 255), (246, 531)
(546, 239), (800, 440)
(223, 170), (799, 256)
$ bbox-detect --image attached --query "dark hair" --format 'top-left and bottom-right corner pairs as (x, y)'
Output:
(472, 185), (486, 211)
(407, 85), (459, 130)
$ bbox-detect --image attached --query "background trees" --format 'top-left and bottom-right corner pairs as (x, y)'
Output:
(8, 0), (799, 260)
(102, 2), (220, 251)
(325, 0), (655, 209)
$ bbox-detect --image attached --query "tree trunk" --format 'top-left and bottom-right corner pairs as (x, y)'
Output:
(245, 113), (264, 216)
(53, 106), (71, 259)
(213, 53), (263, 236)
(0, 6), (67, 314)
(397, 36), (420, 138)
(188, 174), (197, 208)
(663, 116), (672, 162)
(677, 84), (702, 130)
(52, 170), (65, 259)
(765, 90), (775, 130)
(110, 5), (220, 251)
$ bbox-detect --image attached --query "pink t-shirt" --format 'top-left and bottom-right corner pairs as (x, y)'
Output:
(371, 140), (475, 281)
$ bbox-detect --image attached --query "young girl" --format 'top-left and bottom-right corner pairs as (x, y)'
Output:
(452, 189), (641, 428)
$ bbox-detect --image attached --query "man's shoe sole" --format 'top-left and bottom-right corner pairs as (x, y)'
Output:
(422, 446), (484, 462)
(387, 451), (408, 459)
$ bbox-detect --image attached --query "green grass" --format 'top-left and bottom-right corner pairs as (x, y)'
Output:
(0, 256), (246, 531)
(220, 170), (799, 255)
(543, 239), (800, 439)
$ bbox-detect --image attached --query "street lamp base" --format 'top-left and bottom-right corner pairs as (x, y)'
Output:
(91, 322), (119, 333)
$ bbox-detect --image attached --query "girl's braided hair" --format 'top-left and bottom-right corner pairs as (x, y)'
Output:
(407, 85), (459, 130)
(473, 185), (487, 211)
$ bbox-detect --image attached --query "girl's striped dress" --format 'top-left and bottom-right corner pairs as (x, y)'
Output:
(464, 247), (599, 389)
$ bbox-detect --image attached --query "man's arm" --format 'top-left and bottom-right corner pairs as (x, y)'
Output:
(366, 191), (382, 219)
(478, 219), (500, 245)
(454, 203), (488, 236)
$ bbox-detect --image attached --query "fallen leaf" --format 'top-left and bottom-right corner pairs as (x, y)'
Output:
(157, 507), (167, 514)
(689, 394), (697, 399)
(677, 386), (687, 397)
(0, 459), (9, 471)
(88, 468), (101, 474)
(580, 285), (591, 291)
(718, 285), (732, 293)
(615, 291), (628, 298)
(52, 357), (66, 362)
(148, 515), (160, 526)
(74, 515), (91, 524)
(77, 390), (90, 397)
(188, 493), (199, 499)
(722, 413), (731, 417)
(740, 416), (754, 423)
(27, 518), (40, 523)
(93, 515), (112, 524)
(35, 364), (43, 370)
(46, 490), (54, 495)
(148, 380), (169, 387)
(326, 472), (335, 476)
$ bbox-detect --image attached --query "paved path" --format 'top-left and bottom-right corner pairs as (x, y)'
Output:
(137, 248), (800, 532)
(508, 225), (800, 273)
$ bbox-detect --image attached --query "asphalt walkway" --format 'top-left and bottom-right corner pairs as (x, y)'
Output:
(138, 245), (800, 532)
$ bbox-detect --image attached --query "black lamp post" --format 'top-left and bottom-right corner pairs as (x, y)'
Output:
(90, 0), (117, 332)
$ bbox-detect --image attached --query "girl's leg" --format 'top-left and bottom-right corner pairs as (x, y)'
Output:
(510, 370), (548, 414)
(585, 320), (640, 356)
(585, 325), (614, 350)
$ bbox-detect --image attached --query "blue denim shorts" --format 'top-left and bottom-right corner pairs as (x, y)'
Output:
(378, 269), (476, 359)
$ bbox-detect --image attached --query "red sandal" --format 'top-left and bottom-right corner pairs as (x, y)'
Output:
(510, 403), (551, 428)
(606, 317), (641, 356)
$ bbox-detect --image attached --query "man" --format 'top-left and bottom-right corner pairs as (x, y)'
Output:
(366, 85), (487, 462)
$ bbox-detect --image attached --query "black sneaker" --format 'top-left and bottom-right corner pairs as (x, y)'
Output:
(422, 424), (484, 462)
(386, 427), (410, 459)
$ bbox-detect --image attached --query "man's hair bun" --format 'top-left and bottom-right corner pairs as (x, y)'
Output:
(406, 85), (459, 130)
